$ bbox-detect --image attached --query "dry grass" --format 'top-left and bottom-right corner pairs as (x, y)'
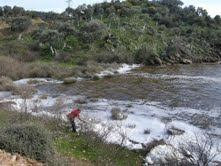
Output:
(0, 21), (10, 30)
(0, 56), (115, 81)
(0, 76), (19, 93)
(0, 56), (76, 80)
(0, 56), (24, 80)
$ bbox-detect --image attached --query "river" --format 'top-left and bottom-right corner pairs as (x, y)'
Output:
(1, 63), (221, 164)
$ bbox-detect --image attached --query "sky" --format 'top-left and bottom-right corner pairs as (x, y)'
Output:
(0, 0), (220, 17)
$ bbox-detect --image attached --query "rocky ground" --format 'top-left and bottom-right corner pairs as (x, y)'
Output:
(0, 150), (43, 166)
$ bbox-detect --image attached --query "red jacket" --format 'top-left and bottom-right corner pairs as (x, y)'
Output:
(68, 109), (80, 120)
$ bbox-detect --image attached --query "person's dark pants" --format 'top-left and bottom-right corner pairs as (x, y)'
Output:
(71, 120), (76, 132)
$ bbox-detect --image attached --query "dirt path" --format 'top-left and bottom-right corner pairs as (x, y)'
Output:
(0, 150), (43, 166)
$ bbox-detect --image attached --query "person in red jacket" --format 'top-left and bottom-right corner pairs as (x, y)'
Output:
(67, 108), (84, 132)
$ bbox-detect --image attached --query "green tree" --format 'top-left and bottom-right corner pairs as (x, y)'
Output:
(12, 6), (25, 16)
(214, 15), (221, 25)
(0, 7), (3, 16)
(3, 6), (12, 16)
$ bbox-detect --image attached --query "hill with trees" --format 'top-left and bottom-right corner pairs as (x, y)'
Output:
(0, 0), (221, 67)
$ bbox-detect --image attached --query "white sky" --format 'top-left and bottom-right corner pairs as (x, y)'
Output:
(0, 0), (220, 17)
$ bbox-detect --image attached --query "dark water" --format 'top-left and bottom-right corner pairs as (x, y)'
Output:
(38, 63), (221, 111)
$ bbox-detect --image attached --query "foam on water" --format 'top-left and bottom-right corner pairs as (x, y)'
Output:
(14, 78), (63, 85)
(97, 64), (140, 77)
(2, 63), (221, 164)
(133, 73), (221, 83)
(0, 91), (12, 99)
(1, 92), (221, 163)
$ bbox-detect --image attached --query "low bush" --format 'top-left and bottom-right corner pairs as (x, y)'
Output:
(0, 76), (17, 92)
(0, 123), (54, 163)
(11, 17), (31, 32)
(134, 45), (162, 65)
(0, 56), (75, 79)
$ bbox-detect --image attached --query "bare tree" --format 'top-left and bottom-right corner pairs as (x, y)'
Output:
(179, 133), (221, 166)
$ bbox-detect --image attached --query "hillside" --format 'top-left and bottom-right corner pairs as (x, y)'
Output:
(0, 0), (220, 69)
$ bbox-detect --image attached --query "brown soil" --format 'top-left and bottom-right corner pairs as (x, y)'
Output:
(0, 150), (43, 166)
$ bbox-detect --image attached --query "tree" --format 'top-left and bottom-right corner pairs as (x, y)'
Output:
(214, 15), (221, 25)
(58, 22), (76, 38)
(160, 0), (183, 13)
(75, 4), (87, 20)
(196, 7), (208, 17)
(181, 5), (197, 24)
(127, 0), (142, 6)
(64, 7), (72, 17)
(12, 6), (25, 16)
(0, 7), (3, 16)
(3, 6), (12, 16)
(85, 5), (94, 20)
(94, 4), (104, 16)
(160, 0), (183, 7)
(106, 6), (116, 16)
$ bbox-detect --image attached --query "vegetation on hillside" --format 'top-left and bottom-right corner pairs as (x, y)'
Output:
(0, 0), (220, 68)
(0, 110), (143, 165)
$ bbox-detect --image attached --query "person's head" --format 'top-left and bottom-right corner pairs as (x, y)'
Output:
(75, 104), (82, 110)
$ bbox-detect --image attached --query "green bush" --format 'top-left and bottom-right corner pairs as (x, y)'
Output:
(134, 45), (160, 65)
(0, 123), (54, 163)
(81, 19), (108, 43)
(11, 17), (31, 32)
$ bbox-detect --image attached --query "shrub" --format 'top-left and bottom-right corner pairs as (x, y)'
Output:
(134, 45), (160, 65)
(178, 134), (220, 166)
(81, 19), (108, 43)
(0, 123), (54, 163)
(0, 56), (75, 79)
(0, 40), (30, 61)
(111, 107), (128, 120)
(0, 56), (24, 80)
(93, 50), (121, 63)
(0, 76), (18, 93)
(11, 17), (31, 32)
(32, 29), (64, 55)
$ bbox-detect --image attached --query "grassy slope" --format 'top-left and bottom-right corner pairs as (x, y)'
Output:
(1, 0), (220, 68)
(0, 110), (143, 166)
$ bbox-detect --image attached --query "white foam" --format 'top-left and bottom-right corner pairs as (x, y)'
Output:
(134, 73), (221, 83)
(1, 91), (221, 164)
(0, 91), (12, 99)
(14, 78), (63, 85)
(97, 64), (140, 77)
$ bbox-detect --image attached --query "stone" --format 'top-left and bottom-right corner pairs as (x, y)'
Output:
(92, 75), (100, 81)
(181, 59), (192, 64)
(75, 98), (87, 104)
(144, 144), (182, 165)
(111, 107), (128, 120)
(142, 139), (166, 153)
(167, 127), (185, 136)
(63, 77), (77, 84)
(154, 57), (163, 65)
